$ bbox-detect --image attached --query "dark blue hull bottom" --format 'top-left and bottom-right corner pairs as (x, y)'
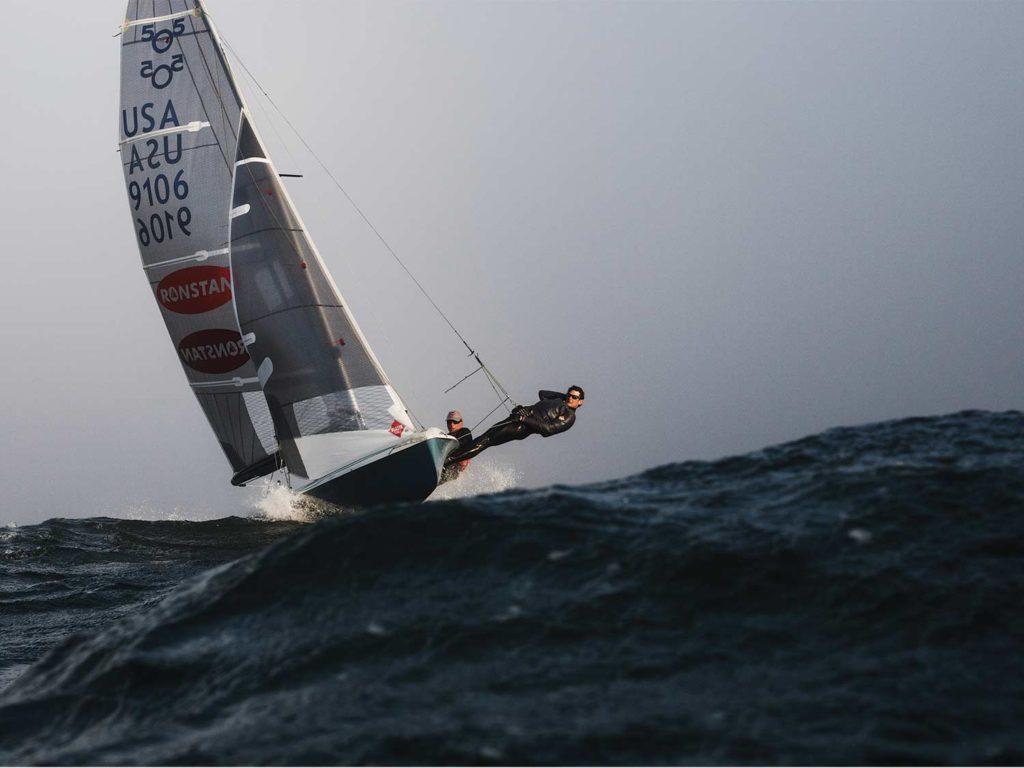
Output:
(302, 436), (455, 508)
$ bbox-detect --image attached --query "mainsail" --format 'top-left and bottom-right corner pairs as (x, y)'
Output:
(118, 0), (276, 481)
(118, 0), (454, 502)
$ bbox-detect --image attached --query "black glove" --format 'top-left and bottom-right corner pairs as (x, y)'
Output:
(511, 405), (528, 421)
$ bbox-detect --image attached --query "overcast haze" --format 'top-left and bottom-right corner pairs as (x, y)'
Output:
(1, 1), (1021, 525)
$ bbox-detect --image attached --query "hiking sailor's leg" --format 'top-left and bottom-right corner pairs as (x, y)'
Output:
(446, 420), (528, 463)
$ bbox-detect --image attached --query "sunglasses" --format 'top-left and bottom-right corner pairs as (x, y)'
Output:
(447, 419), (462, 424)
(567, 393), (582, 400)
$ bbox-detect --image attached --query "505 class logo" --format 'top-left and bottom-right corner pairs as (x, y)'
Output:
(138, 19), (187, 89)
(157, 266), (232, 314)
(140, 19), (186, 54)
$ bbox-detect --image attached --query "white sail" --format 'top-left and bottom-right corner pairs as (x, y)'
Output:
(118, 0), (455, 502)
(118, 0), (277, 482)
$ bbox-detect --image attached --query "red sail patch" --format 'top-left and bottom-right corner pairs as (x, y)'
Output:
(157, 266), (232, 315)
(178, 329), (250, 374)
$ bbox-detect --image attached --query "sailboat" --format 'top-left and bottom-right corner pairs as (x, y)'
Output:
(117, 0), (457, 506)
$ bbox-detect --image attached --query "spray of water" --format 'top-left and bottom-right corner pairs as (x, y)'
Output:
(427, 460), (521, 502)
(120, 503), (209, 522)
(251, 482), (316, 522)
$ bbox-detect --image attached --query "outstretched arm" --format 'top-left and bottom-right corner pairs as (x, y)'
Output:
(537, 390), (566, 402)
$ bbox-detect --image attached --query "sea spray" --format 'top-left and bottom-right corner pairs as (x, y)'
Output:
(252, 481), (314, 523)
(427, 459), (522, 501)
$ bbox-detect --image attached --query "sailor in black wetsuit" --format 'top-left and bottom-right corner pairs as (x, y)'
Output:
(444, 385), (585, 465)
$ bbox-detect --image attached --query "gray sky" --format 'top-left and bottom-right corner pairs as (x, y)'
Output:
(1, 1), (1022, 525)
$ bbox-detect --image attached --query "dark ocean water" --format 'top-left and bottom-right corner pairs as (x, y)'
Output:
(1, 410), (1022, 765)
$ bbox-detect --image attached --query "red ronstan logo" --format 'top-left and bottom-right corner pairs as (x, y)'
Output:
(177, 329), (250, 374)
(389, 420), (405, 438)
(157, 266), (232, 314)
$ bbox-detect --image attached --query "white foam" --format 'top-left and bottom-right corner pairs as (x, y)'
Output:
(249, 481), (316, 523)
(848, 527), (873, 544)
(119, 503), (208, 522)
(427, 460), (521, 501)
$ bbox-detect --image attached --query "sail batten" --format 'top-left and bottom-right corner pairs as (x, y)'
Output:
(189, 377), (261, 388)
(122, 8), (199, 31)
(143, 246), (229, 271)
(118, 121), (210, 146)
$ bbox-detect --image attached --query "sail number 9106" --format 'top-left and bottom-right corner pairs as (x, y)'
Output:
(128, 171), (188, 210)
(137, 207), (192, 246)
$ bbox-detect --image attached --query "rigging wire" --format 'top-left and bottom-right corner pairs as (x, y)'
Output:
(471, 400), (512, 435)
(443, 364), (484, 395)
(240, 71), (302, 176)
(217, 35), (516, 415)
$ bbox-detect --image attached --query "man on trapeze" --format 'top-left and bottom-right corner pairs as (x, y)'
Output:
(444, 385), (585, 467)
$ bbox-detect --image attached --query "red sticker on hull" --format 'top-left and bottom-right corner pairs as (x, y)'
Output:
(178, 328), (249, 374)
(157, 266), (232, 315)
(389, 420), (405, 438)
